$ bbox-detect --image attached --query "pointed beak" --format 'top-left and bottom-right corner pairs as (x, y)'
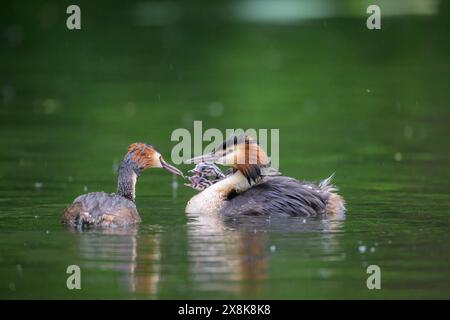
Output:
(160, 157), (184, 177)
(184, 153), (219, 164)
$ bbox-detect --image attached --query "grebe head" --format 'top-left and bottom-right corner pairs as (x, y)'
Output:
(126, 142), (183, 176)
(116, 143), (182, 202)
(185, 135), (269, 183)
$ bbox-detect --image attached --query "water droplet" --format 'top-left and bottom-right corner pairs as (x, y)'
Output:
(394, 152), (402, 161)
(34, 182), (43, 189)
(319, 269), (332, 278)
(16, 264), (23, 276)
(358, 245), (367, 253)
(42, 98), (61, 114)
(172, 175), (178, 199)
(270, 245), (276, 253)
(404, 126), (413, 139)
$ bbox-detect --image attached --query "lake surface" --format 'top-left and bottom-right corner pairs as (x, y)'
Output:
(0, 2), (449, 299)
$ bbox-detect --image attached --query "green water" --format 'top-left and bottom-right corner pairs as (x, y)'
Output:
(1, 1), (450, 299)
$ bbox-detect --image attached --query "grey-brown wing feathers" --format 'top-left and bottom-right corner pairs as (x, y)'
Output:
(220, 176), (332, 216)
(62, 192), (141, 228)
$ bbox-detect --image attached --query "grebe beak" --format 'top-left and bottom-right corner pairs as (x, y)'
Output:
(160, 157), (184, 177)
(184, 153), (219, 164)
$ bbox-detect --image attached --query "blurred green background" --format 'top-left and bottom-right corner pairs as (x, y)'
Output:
(0, 0), (449, 299)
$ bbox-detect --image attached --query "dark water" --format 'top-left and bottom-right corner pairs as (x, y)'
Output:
(1, 1), (450, 299)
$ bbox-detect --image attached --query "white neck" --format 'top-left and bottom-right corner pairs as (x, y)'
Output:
(185, 171), (251, 214)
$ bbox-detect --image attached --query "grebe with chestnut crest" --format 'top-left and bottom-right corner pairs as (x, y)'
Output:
(184, 135), (345, 216)
(63, 143), (183, 228)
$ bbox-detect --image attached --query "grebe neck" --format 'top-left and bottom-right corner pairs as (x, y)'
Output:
(117, 160), (138, 202)
(185, 171), (253, 214)
(217, 170), (253, 196)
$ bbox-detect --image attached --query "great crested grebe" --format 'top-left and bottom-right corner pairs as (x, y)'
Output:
(184, 135), (345, 216)
(63, 143), (183, 228)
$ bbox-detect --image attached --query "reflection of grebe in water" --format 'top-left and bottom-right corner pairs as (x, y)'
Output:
(186, 211), (269, 295)
(186, 207), (345, 297)
(185, 135), (345, 217)
(69, 227), (162, 298)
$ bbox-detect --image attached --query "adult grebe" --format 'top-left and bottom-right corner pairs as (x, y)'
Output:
(184, 135), (345, 216)
(63, 142), (183, 228)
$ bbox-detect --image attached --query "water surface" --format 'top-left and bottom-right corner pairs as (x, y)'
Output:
(1, 1), (449, 299)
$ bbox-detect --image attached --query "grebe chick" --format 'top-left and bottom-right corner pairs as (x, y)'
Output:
(184, 162), (226, 191)
(184, 135), (345, 216)
(63, 143), (183, 228)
